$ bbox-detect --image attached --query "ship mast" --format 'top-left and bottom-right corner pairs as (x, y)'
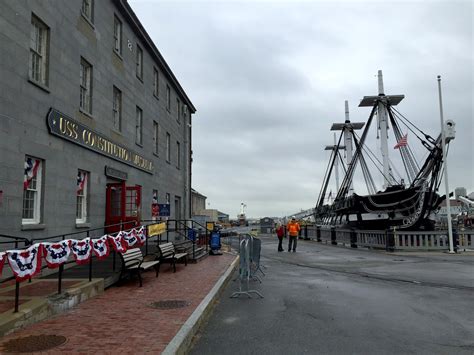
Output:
(330, 101), (364, 196)
(377, 71), (392, 188)
(359, 70), (405, 189)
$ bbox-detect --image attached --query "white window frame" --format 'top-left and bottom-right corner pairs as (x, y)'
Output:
(80, 57), (93, 114)
(153, 121), (159, 155)
(166, 132), (171, 162)
(76, 170), (89, 224)
(113, 86), (122, 131)
(81, 0), (94, 23)
(114, 15), (122, 55)
(22, 157), (42, 225)
(136, 106), (143, 146)
(136, 44), (143, 80)
(29, 14), (49, 86)
(153, 68), (159, 98)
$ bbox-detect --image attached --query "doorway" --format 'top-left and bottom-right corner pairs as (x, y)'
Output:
(105, 182), (142, 233)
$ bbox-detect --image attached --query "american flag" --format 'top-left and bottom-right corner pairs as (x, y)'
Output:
(394, 133), (408, 149)
(24, 158), (40, 190)
(77, 171), (87, 194)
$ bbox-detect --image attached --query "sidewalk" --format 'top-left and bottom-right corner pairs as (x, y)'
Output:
(0, 252), (237, 354)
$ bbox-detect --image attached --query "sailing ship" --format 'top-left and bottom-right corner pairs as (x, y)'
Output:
(314, 71), (456, 230)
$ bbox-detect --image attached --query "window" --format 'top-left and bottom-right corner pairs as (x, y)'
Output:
(114, 16), (122, 55)
(136, 45), (143, 80)
(136, 106), (143, 145)
(153, 121), (159, 155)
(76, 170), (89, 223)
(166, 85), (170, 111)
(80, 58), (92, 114)
(176, 141), (180, 169)
(29, 14), (49, 86)
(152, 190), (158, 204)
(22, 156), (42, 224)
(166, 193), (170, 204)
(113, 86), (122, 131)
(176, 98), (181, 124)
(81, 0), (94, 23)
(153, 68), (159, 97)
(166, 132), (171, 162)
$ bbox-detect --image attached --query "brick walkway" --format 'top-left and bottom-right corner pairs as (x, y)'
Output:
(0, 253), (235, 354)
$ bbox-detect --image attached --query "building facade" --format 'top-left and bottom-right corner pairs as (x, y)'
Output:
(0, 0), (196, 238)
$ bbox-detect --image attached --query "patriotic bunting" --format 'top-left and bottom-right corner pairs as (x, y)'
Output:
(70, 238), (92, 264)
(136, 226), (147, 245)
(77, 171), (87, 194)
(92, 236), (110, 260)
(42, 241), (71, 268)
(7, 244), (43, 282)
(24, 157), (41, 190)
(3, 226), (149, 282)
(121, 230), (139, 249)
(108, 234), (127, 253)
(0, 252), (6, 277)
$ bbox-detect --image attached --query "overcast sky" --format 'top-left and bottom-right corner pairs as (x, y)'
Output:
(130, 0), (473, 219)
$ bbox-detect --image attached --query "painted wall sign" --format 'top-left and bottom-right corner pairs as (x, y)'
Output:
(47, 108), (153, 174)
(105, 166), (128, 180)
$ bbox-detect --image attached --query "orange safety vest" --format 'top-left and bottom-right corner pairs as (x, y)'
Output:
(287, 222), (300, 236)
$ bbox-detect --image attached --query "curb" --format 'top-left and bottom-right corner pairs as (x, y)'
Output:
(162, 254), (239, 355)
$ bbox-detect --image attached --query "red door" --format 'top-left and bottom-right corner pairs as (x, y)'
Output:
(105, 183), (141, 233)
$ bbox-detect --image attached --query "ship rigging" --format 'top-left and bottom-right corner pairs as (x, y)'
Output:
(315, 71), (456, 230)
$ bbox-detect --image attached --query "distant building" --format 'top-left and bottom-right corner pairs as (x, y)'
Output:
(260, 217), (275, 234)
(217, 211), (229, 223)
(455, 187), (467, 199)
(191, 189), (207, 216)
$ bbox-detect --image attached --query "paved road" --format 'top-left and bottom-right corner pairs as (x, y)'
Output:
(190, 235), (474, 355)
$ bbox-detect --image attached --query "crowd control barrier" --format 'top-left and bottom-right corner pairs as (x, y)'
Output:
(231, 234), (264, 299)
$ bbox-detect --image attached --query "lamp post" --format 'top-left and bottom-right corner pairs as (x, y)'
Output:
(437, 75), (455, 254)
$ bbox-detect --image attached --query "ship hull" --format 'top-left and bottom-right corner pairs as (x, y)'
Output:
(315, 185), (441, 230)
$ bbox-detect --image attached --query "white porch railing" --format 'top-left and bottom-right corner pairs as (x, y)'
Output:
(304, 225), (473, 252)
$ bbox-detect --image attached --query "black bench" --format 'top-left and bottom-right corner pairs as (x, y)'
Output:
(158, 242), (188, 272)
(119, 248), (160, 287)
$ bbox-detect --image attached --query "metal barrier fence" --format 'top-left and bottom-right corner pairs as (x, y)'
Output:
(231, 234), (264, 299)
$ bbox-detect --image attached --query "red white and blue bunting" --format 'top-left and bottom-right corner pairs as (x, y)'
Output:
(24, 158), (40, 190)
(42, 241), (72, 268)
(0, 252), (6, 276)
(70, 238), (92, 265)
(108, 234), (127, 254)
(1, 226), (151, 282)
(136, 226), (147, 245)
(7, 244), (43, 282)
(92, 236), (110, 260)
(121, 230), (139, 249)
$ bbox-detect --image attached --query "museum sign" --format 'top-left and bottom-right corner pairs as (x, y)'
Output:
(46, 108), (154, 174)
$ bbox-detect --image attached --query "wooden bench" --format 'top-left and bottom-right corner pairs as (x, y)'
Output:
(119, 248), (160, 287)
(158, 242), (188, 272)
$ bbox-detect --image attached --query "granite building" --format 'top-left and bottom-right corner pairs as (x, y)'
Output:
(0, 0), (196, 238)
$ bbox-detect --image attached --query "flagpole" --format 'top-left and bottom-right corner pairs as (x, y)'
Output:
(437, 75), (455, 254)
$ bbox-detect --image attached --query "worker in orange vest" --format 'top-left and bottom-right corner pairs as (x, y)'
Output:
(286, 217), (300, 252)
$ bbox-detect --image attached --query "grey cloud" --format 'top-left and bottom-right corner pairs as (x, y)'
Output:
(131, 0), (473, 217)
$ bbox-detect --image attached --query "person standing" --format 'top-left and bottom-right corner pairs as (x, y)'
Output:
(287, 217), (300, 252)
(276, 223), (285, 252)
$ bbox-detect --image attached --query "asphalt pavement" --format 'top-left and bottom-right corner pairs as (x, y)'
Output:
(190, 234), (474, 355)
